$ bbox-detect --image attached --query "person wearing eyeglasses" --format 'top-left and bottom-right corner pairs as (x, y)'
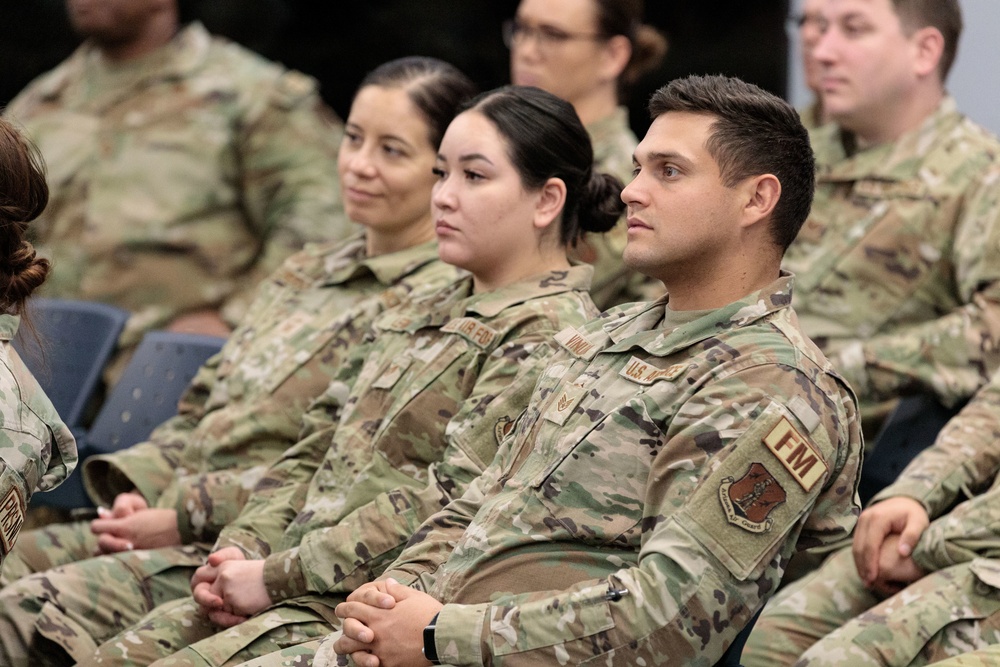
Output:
(504, 0), (667, 310)
(791, 0), (828, 129)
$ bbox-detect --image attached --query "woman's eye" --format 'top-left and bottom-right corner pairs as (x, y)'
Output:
(432, 167), (447, 179)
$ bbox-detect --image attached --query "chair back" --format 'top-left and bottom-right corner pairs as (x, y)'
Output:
(30, 329), (226, 511)
(12, 298), (129, 428)
(85, 330), (226, 455)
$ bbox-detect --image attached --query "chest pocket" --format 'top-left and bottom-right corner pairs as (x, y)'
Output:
(522, 386), (661, 546)
(366, 338), (472, 471)
(791, 180), (948, 334)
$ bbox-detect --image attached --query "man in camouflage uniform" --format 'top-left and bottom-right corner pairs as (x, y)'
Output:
(3, 0), (349, 376)
(781, 0), (1000, 440)
(745, 368), (1000, 666)
(314, 74), (862, 667)
(0, 233), (459, 665)
(77, 259), (598, 666)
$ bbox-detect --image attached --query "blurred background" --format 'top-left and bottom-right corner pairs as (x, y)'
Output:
(0, 0), (790, 138)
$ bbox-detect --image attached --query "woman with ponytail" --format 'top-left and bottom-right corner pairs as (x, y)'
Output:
(0, 119), (77, 565)
(505, 0), (667, 309)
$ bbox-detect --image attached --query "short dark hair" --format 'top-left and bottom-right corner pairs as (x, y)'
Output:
(648, 74), (815, 251)
(465, 85), (624, 246)
(359, 56), (477, 149)
(891, 0), (962, 81)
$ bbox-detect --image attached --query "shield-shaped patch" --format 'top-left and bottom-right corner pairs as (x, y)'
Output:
(719, 462), (786, 533)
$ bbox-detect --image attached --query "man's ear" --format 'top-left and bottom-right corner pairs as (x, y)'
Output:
(912, 26), (945, 79)
(534, 177), (568, 230)
(739, 174), (781, 230)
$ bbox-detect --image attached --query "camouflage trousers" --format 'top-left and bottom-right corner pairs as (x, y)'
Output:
(0, 519), (100, 586)
(0, 523), (209, 667)
(235, 638), (325, 667)
(744, 547), (1000, 666)
(81, 596), (337, 667)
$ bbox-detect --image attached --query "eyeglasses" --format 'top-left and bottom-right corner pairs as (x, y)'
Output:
(502, 19), (605, 50)
(788, 13), (826, 32)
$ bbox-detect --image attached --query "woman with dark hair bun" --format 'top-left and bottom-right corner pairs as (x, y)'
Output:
(0, 118), (77, 565)
(77, 84), (622, 667)
(504, 0), (667, 309)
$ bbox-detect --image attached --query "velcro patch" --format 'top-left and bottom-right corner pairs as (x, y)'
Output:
(719, 462), (786, 533)
(543, 383), (588, 426)
(618, 356), (685, 385)
(442, 317), (498, 348)
(0, 486), (24, 556)
(763, 417), (828, 492)
(555, 327), (598, 360)
(371, 355), (413, 390)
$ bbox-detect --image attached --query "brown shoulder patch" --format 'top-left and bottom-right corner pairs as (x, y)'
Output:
(0, 486), (24, 556)
(719, 463), (786, 533)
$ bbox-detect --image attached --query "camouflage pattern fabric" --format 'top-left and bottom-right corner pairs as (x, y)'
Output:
(745, 368), (1000, 667)
(292, 272), (861, 667)
(0, 237), (458, 666)
(572, 106), (664, 310)
(784, 98), (1000, 435)
(0, 314), (76, 570)
(3, 21), (350, 360)
(78, 266), (599, 667)
(928, 645), (1000, 667)
(793, 559), (1000, 666)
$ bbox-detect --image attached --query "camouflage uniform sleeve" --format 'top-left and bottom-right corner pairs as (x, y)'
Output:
(261, 336), (558, 599)
(210, 381), (351, 558)
(82, 351), (221, 507)
(911, 478), (1000, 572)
(431, 364), (861, 667)
(872, 369), (1000, 519)
(833, 168), (1000, 408)
(218, 71), (349, 326)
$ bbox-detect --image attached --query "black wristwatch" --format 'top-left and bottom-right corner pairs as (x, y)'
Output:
(422, 611), (442, 664)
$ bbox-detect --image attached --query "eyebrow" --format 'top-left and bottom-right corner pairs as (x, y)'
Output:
(633, 150), (693, 166)
(346, 122), (413, 147)
(437, 152), (495, 165)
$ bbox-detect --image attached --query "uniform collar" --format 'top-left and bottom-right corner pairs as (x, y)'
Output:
(601, 272), (795, 357)
(0, 314), (20, 343)
(812, 96), (962, 183)
(323, 234), (443, 288)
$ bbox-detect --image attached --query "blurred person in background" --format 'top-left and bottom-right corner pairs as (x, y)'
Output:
(2, 0), (349, 382)
(793, 0), (828, 129)
(505, 0), (667, 309)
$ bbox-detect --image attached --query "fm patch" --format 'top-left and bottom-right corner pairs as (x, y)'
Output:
(719, 462), (786, 533)
(763, 417), (828, 492)
(0, 486), (24, 556)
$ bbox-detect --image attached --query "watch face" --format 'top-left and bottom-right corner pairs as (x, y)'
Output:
(423, 616), (440, 664)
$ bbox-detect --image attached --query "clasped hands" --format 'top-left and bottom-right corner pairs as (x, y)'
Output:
(852, 496), (930, 598)
(90, 491), (181, 554)
(333, 578), (443, 667)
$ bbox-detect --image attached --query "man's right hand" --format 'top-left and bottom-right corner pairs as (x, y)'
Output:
(852, 496), (929, 587)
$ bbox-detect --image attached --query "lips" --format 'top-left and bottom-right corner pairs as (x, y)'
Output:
(435, 219), (458, 235)
(345, 187), (380, 203)
(626, 216), (652, 231)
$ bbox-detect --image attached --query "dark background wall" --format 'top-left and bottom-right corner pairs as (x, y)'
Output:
(1, 1), (789, 138)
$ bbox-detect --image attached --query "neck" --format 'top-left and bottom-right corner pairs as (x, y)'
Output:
(571, 86), (620, 127)
(472, 244), (571, 294)
(847, 86), (944, 148)
(660, 246), (781, 311)
(97, 13), (179, 62)
(365, 219), (436, 258)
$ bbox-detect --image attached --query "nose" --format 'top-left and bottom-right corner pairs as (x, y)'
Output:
(812, 22), (837, 65)
(431, 175), (456, 212)
(620, 171), (645, 209)
(344, 144), (377, 178)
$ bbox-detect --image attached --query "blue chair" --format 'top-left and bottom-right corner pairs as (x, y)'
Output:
(13, 298), (130, 429)
(31, 330), (227, 510)
(857, 394), (966, 506)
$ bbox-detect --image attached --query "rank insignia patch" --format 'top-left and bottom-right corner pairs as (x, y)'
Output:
(719, 462), (786, 533)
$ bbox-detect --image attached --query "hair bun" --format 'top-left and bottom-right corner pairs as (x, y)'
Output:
(577, 171), (625, 234)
